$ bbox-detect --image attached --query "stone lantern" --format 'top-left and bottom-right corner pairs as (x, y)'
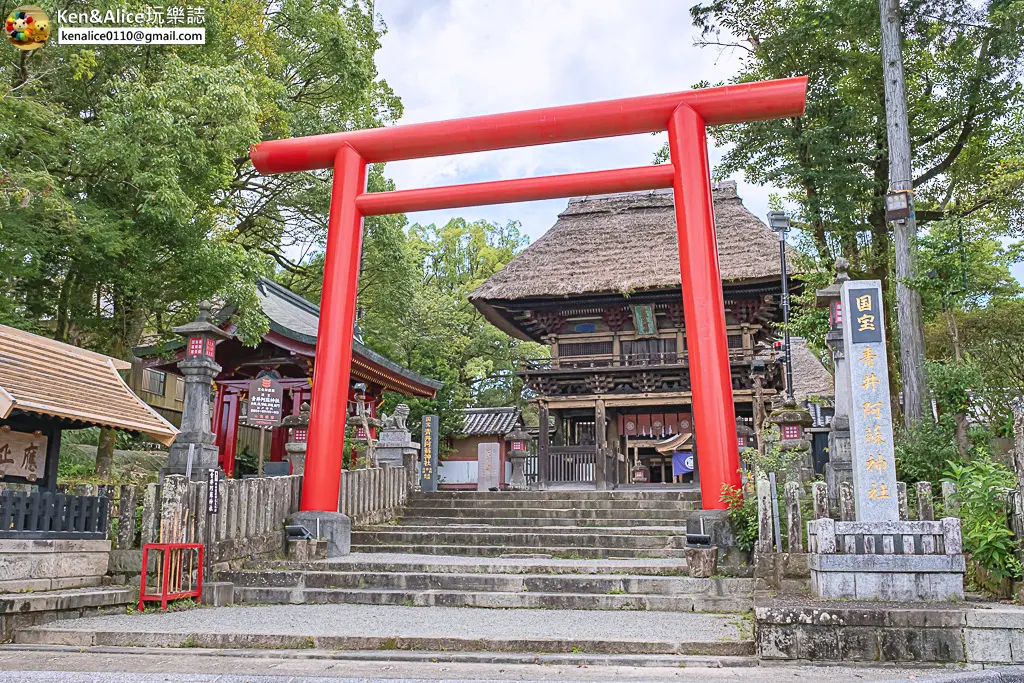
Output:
(766, 397), (814, 481)
(816, 258), (853, 504)
(165, 301), (232, 480)
(281, 402), (310, 476)
(505, 426), (532, 490)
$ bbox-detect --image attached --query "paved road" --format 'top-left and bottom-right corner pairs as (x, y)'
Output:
(0, 647), (1010, 683)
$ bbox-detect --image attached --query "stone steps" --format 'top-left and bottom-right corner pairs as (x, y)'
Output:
(373, 524), (689, 536)
(352, 528), (688, 549)
(223, 569), (748, 594)
(401, 506), (698, 520)
(416, 490), (702, 499)
(221, 568), (751, 612)
(397, 515), (694, 527)
(259, 554), (694, 576)
(406, 498), (700, 511)
(13, 603), (753, 656)
(231, 587), (750, 612)
(349, 543), (689, 558)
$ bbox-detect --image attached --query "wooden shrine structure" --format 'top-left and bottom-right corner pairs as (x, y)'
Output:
(470, 183), (832, 496)
(138, 278), (441, 476)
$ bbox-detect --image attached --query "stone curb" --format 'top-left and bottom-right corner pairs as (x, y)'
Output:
(14, 628), (755, 656)
(0, 643), (759, 667)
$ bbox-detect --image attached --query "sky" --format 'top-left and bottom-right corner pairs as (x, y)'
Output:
(372, 0), (777, 243)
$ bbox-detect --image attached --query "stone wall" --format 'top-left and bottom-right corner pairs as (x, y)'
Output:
(756, 600), (1024, 664)
(0, 539), (110, 592)
(0, 586), (133, 641)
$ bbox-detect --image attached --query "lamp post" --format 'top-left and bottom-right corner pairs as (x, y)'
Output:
(767, 211), (794, 400)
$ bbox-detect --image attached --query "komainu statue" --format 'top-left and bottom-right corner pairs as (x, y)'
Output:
(380, 404), (410, 432)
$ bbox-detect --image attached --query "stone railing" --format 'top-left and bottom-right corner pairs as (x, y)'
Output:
(338, 466), (408, 526)
(109, 475), (302, 574)
(807, 518), (962, 556)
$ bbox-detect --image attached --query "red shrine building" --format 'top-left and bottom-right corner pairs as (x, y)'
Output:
(470, 183), (832, 493)
(136, 278), (441, 476)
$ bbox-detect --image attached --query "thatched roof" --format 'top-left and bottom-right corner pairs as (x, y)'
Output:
(789, 337), (834, 400)
(470, 181), (788, 305)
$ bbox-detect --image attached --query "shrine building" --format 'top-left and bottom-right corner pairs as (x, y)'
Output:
(470, 181), (832, 494)
(137, 278), (441, 476)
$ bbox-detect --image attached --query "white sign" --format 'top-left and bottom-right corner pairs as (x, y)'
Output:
(840, 280), (898, 521)
(0, 428), (47, 482)
(477, 442), (501, 492)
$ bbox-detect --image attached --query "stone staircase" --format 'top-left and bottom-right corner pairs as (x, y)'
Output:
(223, 554), (753, 613)
(221, 490), (754, 616)
(351, 490), (704, 559)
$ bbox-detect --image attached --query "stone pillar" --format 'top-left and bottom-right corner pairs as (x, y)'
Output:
(916, 481), (935, 521)
(165, 301), (232, 480)
(537, 402), (550, 490)
(282, 402), (310, 476)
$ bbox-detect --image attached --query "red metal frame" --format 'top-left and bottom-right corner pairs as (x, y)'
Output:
(139, 543), (204, 611)
(250, 76), (808, 511)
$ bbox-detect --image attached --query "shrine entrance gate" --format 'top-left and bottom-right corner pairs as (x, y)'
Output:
(250, 76), (808, 512)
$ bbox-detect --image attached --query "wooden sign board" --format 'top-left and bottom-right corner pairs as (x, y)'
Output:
(247, 377), (284, 427)
(0, 428), (47, 482)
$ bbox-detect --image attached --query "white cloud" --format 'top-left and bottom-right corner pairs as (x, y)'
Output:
(374, 0), (779, 239)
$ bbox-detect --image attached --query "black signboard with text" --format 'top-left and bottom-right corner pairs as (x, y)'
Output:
(849, 287), (884, 344)
(247, 376), (284, 427)
(420, 415), (439, 493)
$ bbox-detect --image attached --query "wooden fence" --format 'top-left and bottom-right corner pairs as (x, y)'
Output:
(0, 491), (109, 539)
(338, 466), (409, 525)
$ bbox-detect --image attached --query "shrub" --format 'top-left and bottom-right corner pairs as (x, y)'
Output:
(721, 484), (757, 553)
(944, 457), (1022, 586)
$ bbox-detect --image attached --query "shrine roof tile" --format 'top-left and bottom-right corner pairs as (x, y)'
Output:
(461, 407), (522, 436)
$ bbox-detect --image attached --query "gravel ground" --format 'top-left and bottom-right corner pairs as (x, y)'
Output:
(40, 603), (743, 642)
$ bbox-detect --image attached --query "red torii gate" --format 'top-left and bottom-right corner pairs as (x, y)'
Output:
(251, 76), (808, 512)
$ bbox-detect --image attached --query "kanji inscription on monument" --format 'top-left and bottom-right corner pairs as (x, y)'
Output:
(840, 280), (898, 521)
(0, 427), (46, 482)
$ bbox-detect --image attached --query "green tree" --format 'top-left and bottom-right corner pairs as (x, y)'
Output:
(658, 0), (1024, 373)
(0, 0), (398, 475)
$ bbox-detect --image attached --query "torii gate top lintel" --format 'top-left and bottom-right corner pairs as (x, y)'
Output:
(249, 76), (808, 517)
(251, 76), (807, 173)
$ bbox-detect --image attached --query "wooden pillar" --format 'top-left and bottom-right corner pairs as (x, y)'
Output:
(595, 399), (607, 490)
(221, 392), (241, 477)
(537, 402), (550, 489)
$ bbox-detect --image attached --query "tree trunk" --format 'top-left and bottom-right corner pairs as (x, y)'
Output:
(880, 0), (928, 427)
(96, 426), (116, 478)
(954, 412), (971, 461)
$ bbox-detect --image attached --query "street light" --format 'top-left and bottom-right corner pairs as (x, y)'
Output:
(767, 211), (794, 400)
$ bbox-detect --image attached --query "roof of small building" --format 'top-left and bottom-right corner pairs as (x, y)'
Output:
(470, 182), (791, 305)
(0, 326), (179, 445)
(789, 337), (835, 401)
(254, 278), (444, 393)
(460, 407), (522, 436)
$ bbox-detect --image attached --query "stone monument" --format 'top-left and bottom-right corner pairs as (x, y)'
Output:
(165, 301), (232, 480)
(281, 402), (310, 475)
(477, 442), (500, 491)
(808, 278), (964, 600)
